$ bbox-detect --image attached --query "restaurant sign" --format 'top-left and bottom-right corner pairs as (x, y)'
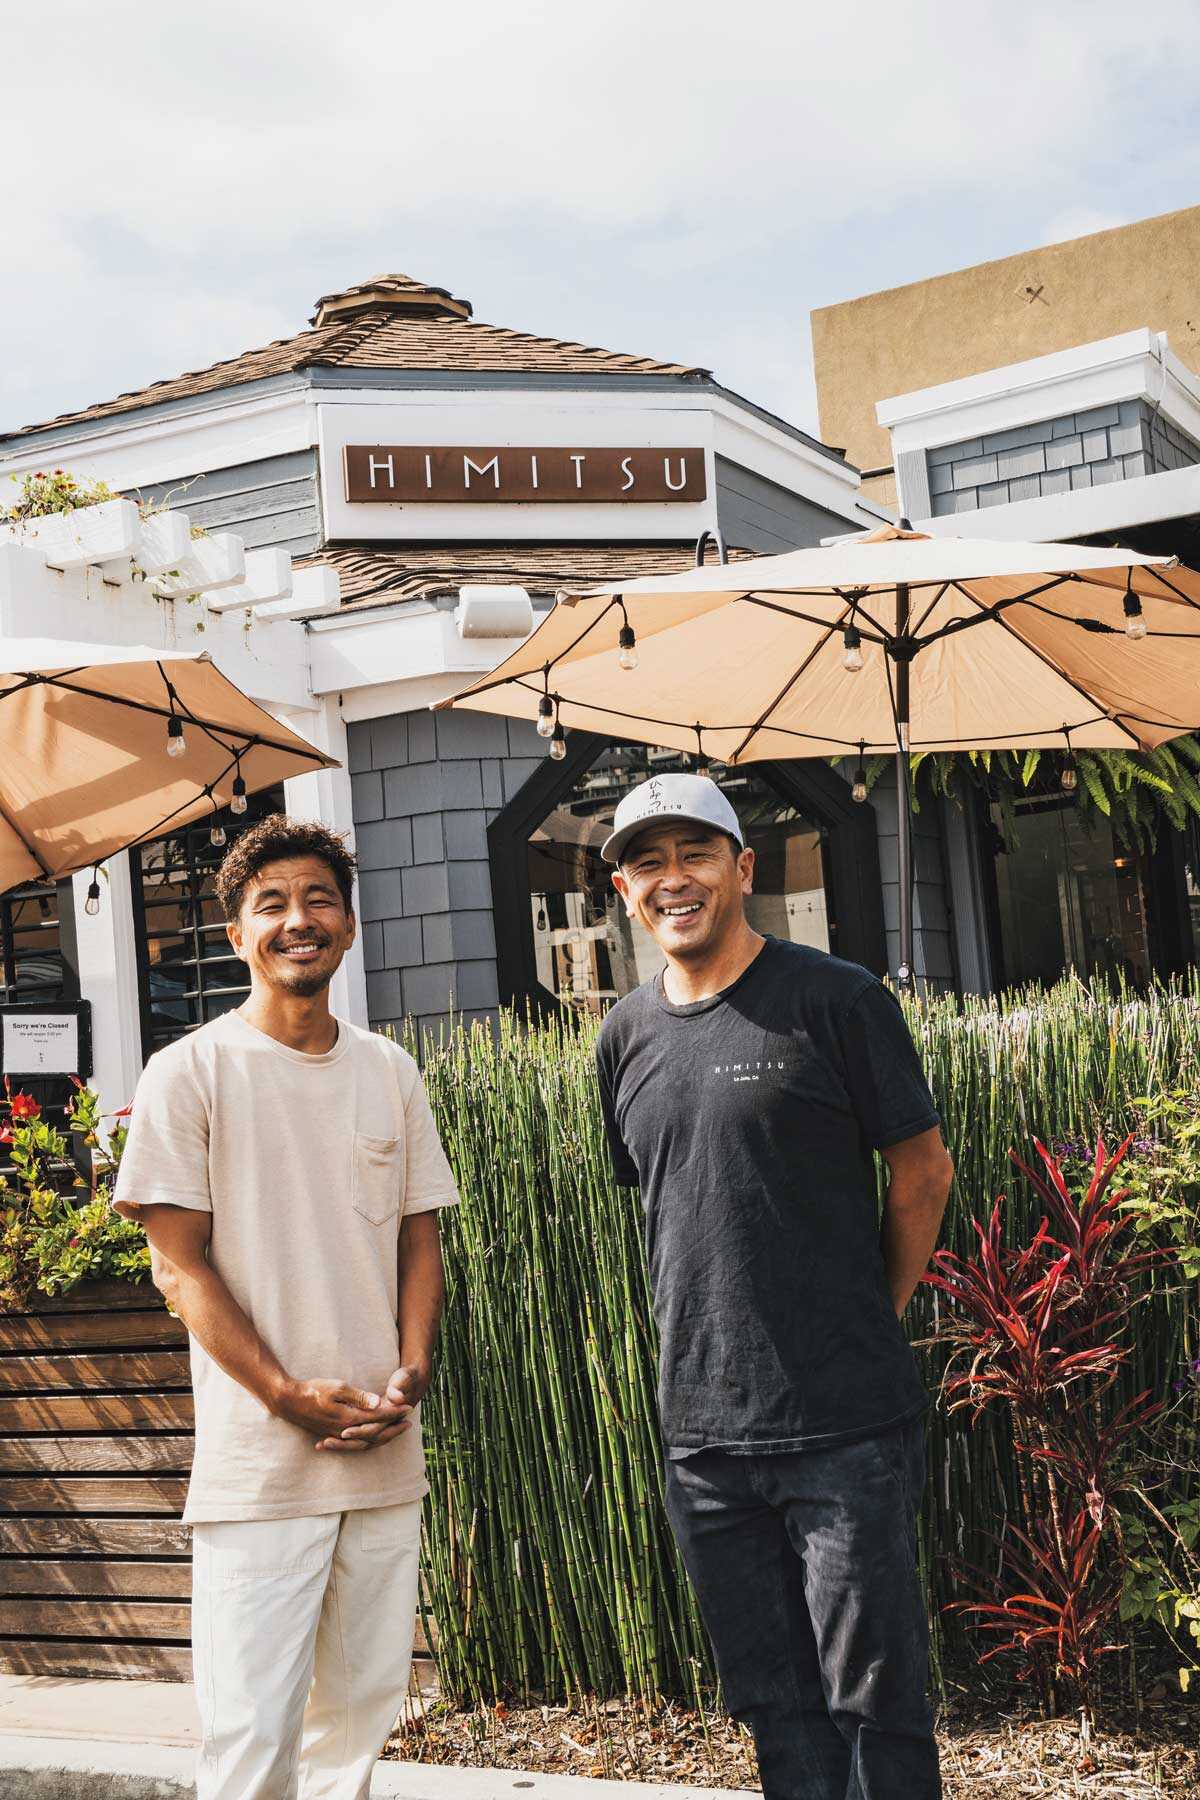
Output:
(344, 445), (706, 504)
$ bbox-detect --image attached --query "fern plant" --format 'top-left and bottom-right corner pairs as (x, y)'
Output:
(855, 742), (1200, 851)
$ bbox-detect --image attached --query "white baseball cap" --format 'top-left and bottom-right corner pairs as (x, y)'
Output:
(601, 772), (744, 865)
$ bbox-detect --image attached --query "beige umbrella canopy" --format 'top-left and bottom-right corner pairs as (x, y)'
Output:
(440, 527), (1200, 981)
(0, 642), (336, 895)
(441, 528), (1200, 761)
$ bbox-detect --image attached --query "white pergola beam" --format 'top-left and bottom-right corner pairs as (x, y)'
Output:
(204, 546), (294, 614)
(151, 531), (245, 598)
(131, 509), (193, 576)
(254, 563), (340, 621)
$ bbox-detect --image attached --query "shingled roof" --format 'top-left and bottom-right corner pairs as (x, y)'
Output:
(302, 541), (753, 613)
(9, 272), (707, 439)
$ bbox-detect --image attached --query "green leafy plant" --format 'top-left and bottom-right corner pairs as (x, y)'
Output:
(1120, 1494), (1200, 1695)
(0, 1079), (146, 1309)
(5, 468), (119, 521)
(853, 741), (1200, 851)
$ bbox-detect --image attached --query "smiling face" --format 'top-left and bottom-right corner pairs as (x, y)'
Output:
(225, 855), (356, 999)
(611, 822), (754, 964)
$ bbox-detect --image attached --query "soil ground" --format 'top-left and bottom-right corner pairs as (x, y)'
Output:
(385, 1664), (1199, 1797)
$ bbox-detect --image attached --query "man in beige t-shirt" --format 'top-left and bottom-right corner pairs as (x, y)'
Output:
(114, 815), (459, 1800)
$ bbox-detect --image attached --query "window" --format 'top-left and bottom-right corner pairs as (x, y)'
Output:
(529, 746), (832, 1012)
(0, 881), (71, 1005)
(131, 787), (285, 1056)
(991, 797), (1151, 988)
(1186, 821), (1200, 962)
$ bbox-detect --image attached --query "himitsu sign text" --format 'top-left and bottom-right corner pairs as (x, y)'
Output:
(344, 446), (707, 504)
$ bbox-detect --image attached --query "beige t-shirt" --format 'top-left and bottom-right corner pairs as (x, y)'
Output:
(112, 1011), (459, 1523)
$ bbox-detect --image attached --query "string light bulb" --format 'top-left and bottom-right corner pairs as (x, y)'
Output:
(852, 748), (868, 804)
(618, 622), (638, 671)
(210, 819), (227, 848)
(536, 693), (555, 739)
(166, 716), (186, 758)
(1123, 583), (1147, 640)
(536, 902), (547, 932)
(230, 773), (248, 816)
(842, 624), (864, 673)
(549, 722), (567, 762)
(84, 876), (101, 917)
(1061, 756), (1078, 794)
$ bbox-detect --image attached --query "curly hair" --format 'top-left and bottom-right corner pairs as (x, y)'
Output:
(214, 815), (357, 922)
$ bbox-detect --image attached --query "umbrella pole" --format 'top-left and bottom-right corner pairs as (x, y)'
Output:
(894, 583), (914, 992)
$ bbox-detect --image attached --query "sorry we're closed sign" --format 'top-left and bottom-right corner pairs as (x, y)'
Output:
(343, 445), (707, 504)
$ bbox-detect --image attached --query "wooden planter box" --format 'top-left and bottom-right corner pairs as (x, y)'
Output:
(0, 1279), (438, 1687)
(0, 1278), (193, 1680)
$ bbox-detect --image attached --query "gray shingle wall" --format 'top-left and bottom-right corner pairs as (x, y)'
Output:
(130, 450), (321, 557)
(927, 400), (1200, 515)
(714, 457), (856, 549)
(352, 711), (962, 1026)
(348, 708), (545, 1041)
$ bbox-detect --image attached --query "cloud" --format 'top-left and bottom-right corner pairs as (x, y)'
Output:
(1038, 209), (1128, 247)
(3, 0), (1198, 436)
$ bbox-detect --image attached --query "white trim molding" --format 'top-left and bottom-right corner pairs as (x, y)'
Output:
(914, 458), (1200, 544)
(879, 330), (1200, 458)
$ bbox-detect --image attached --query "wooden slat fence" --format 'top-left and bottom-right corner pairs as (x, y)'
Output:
(0, 1280), (193, 1680)
(0, 1280), (437, 1685)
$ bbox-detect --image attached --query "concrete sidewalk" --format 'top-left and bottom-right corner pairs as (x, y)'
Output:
(0, 1676), (750, 1800)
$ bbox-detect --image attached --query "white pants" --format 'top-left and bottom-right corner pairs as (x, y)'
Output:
(191, 1500), (423, 1800)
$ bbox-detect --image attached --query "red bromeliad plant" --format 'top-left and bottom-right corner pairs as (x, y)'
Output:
(924, 1136), (1173, 1719)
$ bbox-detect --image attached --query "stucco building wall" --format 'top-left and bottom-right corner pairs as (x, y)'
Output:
(811, 205), (1200, 486)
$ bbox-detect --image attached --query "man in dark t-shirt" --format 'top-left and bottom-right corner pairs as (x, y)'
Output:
(595, 772), (953, 1800)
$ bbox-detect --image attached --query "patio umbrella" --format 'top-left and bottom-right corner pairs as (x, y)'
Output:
(0, 641), (336, 896)
(438, 528), (1200, 984)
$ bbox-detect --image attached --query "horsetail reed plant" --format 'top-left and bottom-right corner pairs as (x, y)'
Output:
(409, 976), (1200, 1704)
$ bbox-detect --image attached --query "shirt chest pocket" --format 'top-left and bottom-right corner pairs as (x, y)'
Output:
(352, 1132), (404, 1226)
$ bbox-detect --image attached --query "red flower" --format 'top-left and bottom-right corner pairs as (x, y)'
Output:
(69, 1236), (81, 1248)
(8, 1094), (40, 1122)
(0, 1128), (13, 1145)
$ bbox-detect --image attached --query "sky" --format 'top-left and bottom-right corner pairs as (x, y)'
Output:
(5, 1), (1199, 442)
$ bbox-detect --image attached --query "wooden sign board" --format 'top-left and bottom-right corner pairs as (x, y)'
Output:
(344, 446), (706, 505)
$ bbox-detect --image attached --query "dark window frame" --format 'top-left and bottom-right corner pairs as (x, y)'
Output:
(130, 788), (285, 1059)
(487, 734), (887, 1010)
(0, 879), (78, 1005)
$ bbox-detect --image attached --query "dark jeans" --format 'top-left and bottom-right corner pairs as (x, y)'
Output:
(664, 1415), (941, 1800)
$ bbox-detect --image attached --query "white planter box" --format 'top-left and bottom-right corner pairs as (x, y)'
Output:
(5, 498), (140, 567)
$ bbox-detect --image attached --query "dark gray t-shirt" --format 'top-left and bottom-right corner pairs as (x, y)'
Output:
(594, 937), (939, 1457)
